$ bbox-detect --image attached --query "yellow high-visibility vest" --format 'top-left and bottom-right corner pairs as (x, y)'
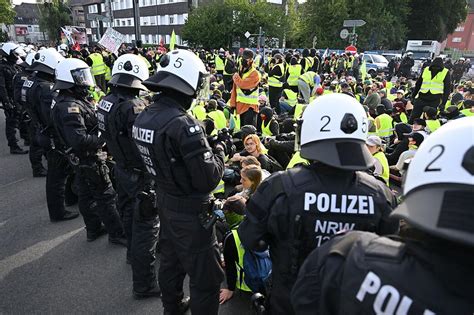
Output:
(283, 89), (298, 107)
(231, 229), (252, 292)
(426, 119), (441, 133)
(268, 63), (285, 88)
(373, 151), (389, 185)
(89, 53), (106, 76)
(419, 67), (448, 95)
(287, 64), (302, 86)
(207, 110), (227, 130)
(286, 151), (309, 169)
(236, 67), (260, 105)
(215, 54), (225, 71)
(375, 113), (393, 138)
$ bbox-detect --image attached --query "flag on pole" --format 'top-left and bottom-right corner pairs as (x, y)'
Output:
(360, 61), (367, 81)
(322, 48), (329, 60)
(169, 29), (176, 51)
(61, 27), (75, 45)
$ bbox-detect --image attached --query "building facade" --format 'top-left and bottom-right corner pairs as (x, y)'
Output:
(8, 3), (48, 43)
(444, 0), (474, 51)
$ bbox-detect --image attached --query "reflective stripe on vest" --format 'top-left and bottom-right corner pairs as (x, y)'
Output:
(420, 67), (448, 94)
(212, 179), (225, 195)
(231, 229), (252, 292)
(232, 113), (241, 131)
(304, 57), (314, 72)
(426, 119), (441, 133)
(373, 151), (389, 185)
(299, 71), (316, 86)
(268, 63), (285, 87)
(207, 110), (227, 130)
(283, 89), (297, 107)
(236, 67), (260, 105)
(376, 114), (393, 137)
(286, 151), (309, 169)
(215, 55), (225, 71)
(89, 53), (106, 76)
(261, 120), (273, 137)
(287, 64), (302, 86)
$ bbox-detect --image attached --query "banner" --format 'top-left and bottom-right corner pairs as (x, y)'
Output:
(98, 28), (126, 55)
(169, 29), (176, 51)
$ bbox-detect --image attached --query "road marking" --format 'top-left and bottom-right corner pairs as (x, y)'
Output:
(0, 178), (26, 189)
(0, 227), (83, 281)
(0, 220), (7, 228)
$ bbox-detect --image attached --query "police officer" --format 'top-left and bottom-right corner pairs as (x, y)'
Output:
(0, 42), (28, 154)
(238, 93), (399, 314)
(25, 49), (80, 221)
(133, 49), (225, 314)
(292, 117), (474, 314)
(97, 54), (160, 298)
(51, 58), (126, 244)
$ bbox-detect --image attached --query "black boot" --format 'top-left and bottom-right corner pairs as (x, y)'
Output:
(87, 226), (108, 242)
(50, 210), (80, 222)
(133, 285), (161, 299)
(33, 167), (47, 177)
(10, 146), (28, 154)
(164, 297), (191, 315)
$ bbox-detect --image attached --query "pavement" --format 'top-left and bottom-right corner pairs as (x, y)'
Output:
(0, 111), (253, 314)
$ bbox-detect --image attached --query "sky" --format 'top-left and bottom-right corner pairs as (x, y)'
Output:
(13, 0), (38, 5)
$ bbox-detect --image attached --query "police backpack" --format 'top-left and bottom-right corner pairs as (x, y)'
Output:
(241, 247), (272, 293)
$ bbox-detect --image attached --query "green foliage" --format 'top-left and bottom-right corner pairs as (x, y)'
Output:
(39, 0), (72, 42)
(182, 0), (287, 49)
(0, 0), (15, 25)
(407, 0), (468, 41)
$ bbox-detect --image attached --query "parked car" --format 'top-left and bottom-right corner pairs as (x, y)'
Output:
(363, 54), (389, 77)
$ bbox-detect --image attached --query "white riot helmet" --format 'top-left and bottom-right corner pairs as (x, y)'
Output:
(109, 53), (149, 90)
(30, 48), (65, 75)
(0, 42), (19, 57)
(144, 49), (209, 98)
(300, 93), (373, 170)
(54, 58), (95, 90)
(392, 117), (474, 246)
(14, 46), (27, 58)
(24, 51), (37, 67)
(58, 43), (68, 52)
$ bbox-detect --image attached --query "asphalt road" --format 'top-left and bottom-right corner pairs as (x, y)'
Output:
(0, 112), (253, 314)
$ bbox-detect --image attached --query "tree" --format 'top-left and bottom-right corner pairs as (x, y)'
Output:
(38, 0), (72, 43)
(182, 0), (287, 49)
(407, 0), (468, 41)
(0, 0), (15, 25)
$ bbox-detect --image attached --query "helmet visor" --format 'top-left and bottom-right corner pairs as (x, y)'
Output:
(196, 73), (210, 100)
(71, 68), (95, 87)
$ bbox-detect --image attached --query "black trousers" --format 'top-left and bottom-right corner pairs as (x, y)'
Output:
(158, 206), (223, 315)
(223, 74), (233, 92)
(94, 74), (107, 93)
(240, 108), (258, 128)
(269, 86), (283, 115)
(409, 97), (440, 124)
(76, 160), (123, 237)
(114, 165), (160, 291)
(28, 123), (46, 172)
(46, 149), (76, 220)
(4, 108), (21, 148)
(269, 277), (296, 315)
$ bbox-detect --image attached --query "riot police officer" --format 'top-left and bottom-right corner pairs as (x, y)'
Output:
(291, 117), (474, 314)
(97, 54), (160, 298)
(25, 48), (79, 221)
(238, 93), (399, 314)
(51, 58), (125, 244)
(0, 42), (28, 154)
(133, 49), (225, 314)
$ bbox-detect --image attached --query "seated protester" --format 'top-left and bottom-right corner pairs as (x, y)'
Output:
(422, 106), (442, 133)
(366, 136), (390, 185)
(378, 89), (393, 111)
(461, 99), (474, 116)
(279, 89), (298, 114)
(445, 105), (466, 121)
(230, 134), (276, 173)
(391, 132), (424, 174)
(374, 104), (394, 141)
(412, 118), (429, 139)
(220, 165), (263, 304)
(386, 123), (412, 165)
(340, 82), (355, 97)
(259, 106), (279, 137)
(241, 156), (270, 180)
(210, 89), (226, 110)
(206, 99), (227, 131)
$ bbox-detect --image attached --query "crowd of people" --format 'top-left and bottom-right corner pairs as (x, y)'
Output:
(0, 40), (473, 315)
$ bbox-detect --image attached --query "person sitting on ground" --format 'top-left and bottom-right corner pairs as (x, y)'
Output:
(230, 134), (274, 172)
(391, 132), (424, 174)
(366, 136), (390, 185)
(220, 165), (263, 305)
(386, 123), (412, 166)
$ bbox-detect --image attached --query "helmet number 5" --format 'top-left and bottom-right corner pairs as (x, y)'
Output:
(174, 57), (184, 68)
(424, 144), (445, 172)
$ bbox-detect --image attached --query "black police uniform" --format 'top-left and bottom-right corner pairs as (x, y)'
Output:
(11, 66), (30, 144)
(97, 89), (160, 293)
(26, 72), (78, 219)
(238, 163), (399, 314)
(51, 91), (124, 239)
(0, 58), (26, 152)
(22, 72), (50, 175)
(132, 93), (225, 314)
(291, 230), (474, 315)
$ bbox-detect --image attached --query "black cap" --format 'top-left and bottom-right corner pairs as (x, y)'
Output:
(242, 49), (254, 60)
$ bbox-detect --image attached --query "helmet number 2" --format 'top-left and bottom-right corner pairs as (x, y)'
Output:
(320, 115), (331, 132)
(424, 144), (445, 172)
(174, 57), (184, 68)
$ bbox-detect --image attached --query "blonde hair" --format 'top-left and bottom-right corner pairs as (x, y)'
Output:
(244, 134), (263, 155)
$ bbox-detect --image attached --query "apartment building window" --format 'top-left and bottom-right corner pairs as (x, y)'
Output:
(452, 37), (462, 43)
(141, 34), (146, 43)
(122, 20), (126, 26)
(169, 15), (174, 24)
(128, 19), (132, 26)
(101, 3), (106, 12)
(88, 4), (98, 13)
(90, 20), (97, 28)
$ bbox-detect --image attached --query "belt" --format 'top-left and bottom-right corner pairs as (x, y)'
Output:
(156, 191), (210, 214)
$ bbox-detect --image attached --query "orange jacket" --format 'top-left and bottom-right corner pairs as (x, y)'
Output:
(230, 68), (261, 115)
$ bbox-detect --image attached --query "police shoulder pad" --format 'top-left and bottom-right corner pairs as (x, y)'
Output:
(184, 123), (203, 136)
(67, 106), (80, 114)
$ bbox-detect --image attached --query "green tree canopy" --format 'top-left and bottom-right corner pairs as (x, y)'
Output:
(39, 0), (72, 42)
(0, 0), (15, 25)
(182, 0), (287, 49)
